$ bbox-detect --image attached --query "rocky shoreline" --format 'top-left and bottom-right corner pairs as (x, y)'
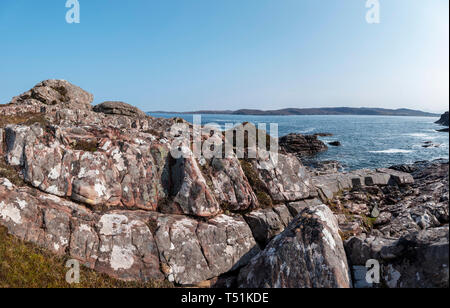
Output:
(435, 112), (449, 132)
(0, 80), (448, 288)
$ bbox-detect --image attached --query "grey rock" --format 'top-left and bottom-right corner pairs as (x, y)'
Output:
(251, 153), (316, 202)
(345, 227), (449, 288)
(238, 204), (351, 288)
(93, 101), (147, 118)
(286, 198), (322, 217)
(10, 79), (93, 110)
(244, 204), (292, 246)
(154, 213), (259, 285)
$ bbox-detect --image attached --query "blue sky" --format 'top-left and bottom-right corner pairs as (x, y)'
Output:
(0, 0), (448, 112)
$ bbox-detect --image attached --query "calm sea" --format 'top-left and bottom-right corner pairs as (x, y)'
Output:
(148, 113), (449, 171)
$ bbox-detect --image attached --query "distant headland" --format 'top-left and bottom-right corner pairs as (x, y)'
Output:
(148, 107), (439, 117)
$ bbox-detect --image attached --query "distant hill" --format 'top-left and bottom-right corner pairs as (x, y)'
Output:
(149, 107), (439, 117)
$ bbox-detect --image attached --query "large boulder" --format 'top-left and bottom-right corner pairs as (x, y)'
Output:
(154, 213), (259, 285)
(93, 101), (147, 118)
(248, 153), (317, 203)
(10, 80), (93, 110)
(238, 204), (352, 288)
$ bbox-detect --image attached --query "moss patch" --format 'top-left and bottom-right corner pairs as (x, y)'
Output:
(0, 159), (25, 187)
(362, 215), (377, 230)
(239, 159), (273, 208)
(0, 113), (49, 129)
(71, 140), (98, 152)
(0, 226), (173, 288)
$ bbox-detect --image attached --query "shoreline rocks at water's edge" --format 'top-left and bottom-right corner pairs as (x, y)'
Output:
(435, 111), (449, 126)
(279, 133), (328, 157)
(1, 80), (448, 288)
(435, 111), (449, 132)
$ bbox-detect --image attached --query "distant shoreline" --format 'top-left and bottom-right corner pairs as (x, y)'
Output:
(148, 107), (439, 117)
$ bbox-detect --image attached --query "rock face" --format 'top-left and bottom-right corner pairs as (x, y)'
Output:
(279, 133), (328, 157)
(10, 80), (93, 110)
(0, 178), (261, 284)
(435, 111), (449, 126)
(238, 204), (351, 288)
(93, 101), (147, 118)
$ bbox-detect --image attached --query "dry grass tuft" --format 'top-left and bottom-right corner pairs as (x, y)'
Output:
(0, 226), (173, 288)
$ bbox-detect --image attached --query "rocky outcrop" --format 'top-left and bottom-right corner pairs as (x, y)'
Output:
(336, 160), (449, 288)
(0, 177), (260, 285)
(346, 226), (448, 288)
(238, 204), (351, 288)
(93, 101), (147, 118)
(311, 168), (414, 201)
(279, 133), (328, 157)
(435, 111), (449, 126)
(1, 80), (447, 288)
(9, 80), (93, 111)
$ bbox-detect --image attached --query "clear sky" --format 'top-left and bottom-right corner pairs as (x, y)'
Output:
(0, 0), (448, 112)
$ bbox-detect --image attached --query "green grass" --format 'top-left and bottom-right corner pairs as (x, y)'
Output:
(0, 226), (173, 288)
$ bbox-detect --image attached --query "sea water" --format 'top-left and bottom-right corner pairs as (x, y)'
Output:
(148, 113), (449, 171)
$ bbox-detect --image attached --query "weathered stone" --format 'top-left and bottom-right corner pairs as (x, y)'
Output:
(238, 204), (351, 288)
(5, 125), (170, 211)
(244, 204), (292, 246)
(311, 168), (414, 202)
(93, 101), (147, 118)
(10, 80), (93, 110)
(0, 179), (165, 281)
(208, 156), (259, 211)
(197, 214), (260, 278)
(169, 155), (221, 217)
(376, 168), (414, 185)
(251, 153), (316, 202)
(154, 213), (258, 285)
(346, 226), (449, 288)
(286, 198), (322, 217)
(5, 124), (43, 166)
(95, 211), (163, 281)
